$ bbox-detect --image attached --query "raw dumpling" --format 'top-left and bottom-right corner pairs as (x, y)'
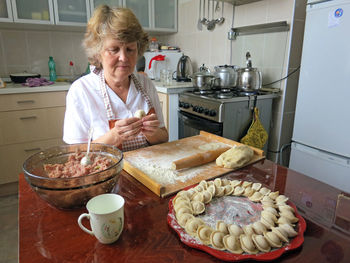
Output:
(216, 220), (229, 235)
(228, 224), (244, 237)
(202, 190), (213, 204)
(177, 213), (194, 228)
(197, 225), (214, 245)
(279, 223), (298, 237)
(134, 109), (146, 119)
(185, 218), (205, 236)
(191, 200), (205, 215)
(264, 231), (282, 248)
(240, 234), (259, 254)
(252, 234), (271, 253)
(249, 191), (264, 202)
(210, 231), (226, 250)
(216, 145), (254, 169)
(223, 235), (243, 254)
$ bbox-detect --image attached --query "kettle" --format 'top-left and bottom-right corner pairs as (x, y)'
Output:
(236, 52), (262, 92)
(176, 55), (193, 82)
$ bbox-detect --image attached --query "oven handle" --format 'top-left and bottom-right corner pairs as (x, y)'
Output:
(179, 111), (222, 132)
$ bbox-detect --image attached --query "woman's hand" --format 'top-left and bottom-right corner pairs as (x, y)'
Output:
(141, 114), (169, 145)
(112, 117), (143, 144)
(93, 117), (142, 146)
(141, 113), (160, 137)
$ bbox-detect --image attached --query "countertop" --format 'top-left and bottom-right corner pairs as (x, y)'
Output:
(19, 158), (350, 263)
(0, 82), (71, 94)
(0, 80), (193, 95)
(153, 80), (194, 94)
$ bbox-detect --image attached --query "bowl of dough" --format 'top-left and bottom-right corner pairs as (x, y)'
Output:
(22, 143), (123, 209)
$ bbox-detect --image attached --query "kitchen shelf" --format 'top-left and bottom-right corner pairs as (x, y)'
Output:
(223, 0), (263, 6)
(231, 21), (289, 39)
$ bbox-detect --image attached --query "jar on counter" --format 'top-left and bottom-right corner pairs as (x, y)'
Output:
(149, 37), (159, 52)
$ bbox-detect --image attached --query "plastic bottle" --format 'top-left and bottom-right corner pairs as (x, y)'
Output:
(85, 62), (91, 75)
(149, 37), (159, 52)
(69, 61), (75, 82)
(48, 56), (57, 81)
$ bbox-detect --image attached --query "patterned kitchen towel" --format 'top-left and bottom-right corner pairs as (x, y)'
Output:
(22, 77), (54, 87)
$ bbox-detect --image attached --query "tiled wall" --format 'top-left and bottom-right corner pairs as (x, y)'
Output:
(157, 0), (307, 164)
(0, 28), (87, 78)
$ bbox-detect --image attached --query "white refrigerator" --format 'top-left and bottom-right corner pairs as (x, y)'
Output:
(289, 0), (350, 193)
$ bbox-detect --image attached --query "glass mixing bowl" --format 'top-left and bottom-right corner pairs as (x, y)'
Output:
(22, 143), (123, 210)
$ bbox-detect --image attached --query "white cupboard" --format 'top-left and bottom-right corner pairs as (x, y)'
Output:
(0, 0), (13, 22)
(53, 0), (90, 26)
(11, 0), (55, 24)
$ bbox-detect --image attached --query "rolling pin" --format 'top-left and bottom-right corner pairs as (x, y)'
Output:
(171, 146), (231, 171)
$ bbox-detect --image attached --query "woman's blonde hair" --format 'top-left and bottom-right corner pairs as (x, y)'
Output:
(83, 5), (149, 69)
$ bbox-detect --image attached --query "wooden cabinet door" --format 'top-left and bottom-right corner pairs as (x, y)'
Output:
(0, 138), (64, 184)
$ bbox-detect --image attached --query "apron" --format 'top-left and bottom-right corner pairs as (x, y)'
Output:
(97, 69), (154, 151)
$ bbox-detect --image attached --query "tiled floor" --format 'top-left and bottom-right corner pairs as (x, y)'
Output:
(0, 194), (18, 263)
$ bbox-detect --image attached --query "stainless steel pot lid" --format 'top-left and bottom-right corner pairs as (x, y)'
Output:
(215, 65), (238, 72)
(236, 67), (259, 72)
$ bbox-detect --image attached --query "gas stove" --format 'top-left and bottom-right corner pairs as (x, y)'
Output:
(179, 89), (278, 123)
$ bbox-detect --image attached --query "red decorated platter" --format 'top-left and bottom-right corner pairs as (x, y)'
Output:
(167, 184), (307, 262)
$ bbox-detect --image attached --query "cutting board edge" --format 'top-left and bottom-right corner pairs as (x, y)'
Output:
(123, 161), (164, 197)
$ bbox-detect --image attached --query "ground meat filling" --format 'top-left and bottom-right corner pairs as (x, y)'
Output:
(44, 151), (113, 178)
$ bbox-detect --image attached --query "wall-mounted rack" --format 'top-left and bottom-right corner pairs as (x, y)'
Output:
(229, 21), (289, 40)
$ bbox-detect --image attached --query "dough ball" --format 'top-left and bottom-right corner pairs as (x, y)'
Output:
(134, 109), (146, 119)
(216, 145), (254, 169)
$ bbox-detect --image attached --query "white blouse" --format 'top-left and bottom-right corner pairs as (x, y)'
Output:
(63, 72), (165, 144)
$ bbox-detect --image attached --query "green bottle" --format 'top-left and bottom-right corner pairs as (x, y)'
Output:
(48, 56), (57, 81)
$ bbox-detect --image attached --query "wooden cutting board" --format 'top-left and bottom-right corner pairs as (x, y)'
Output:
(123, 131), (264, 197)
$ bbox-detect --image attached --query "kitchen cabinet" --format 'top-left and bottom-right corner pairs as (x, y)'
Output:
(153, 0), (177, 32)
(2, 0), (177, 32)
(124, 0), (151, 29)
(91, 0), (177, 32)
(90, 0), (123, 10)
(11, 0), (55, 24)
(53, 0), (90, 26)
(154, 81), (193, 141)
(0, 0), (13, 22)
(0, 91), (66, 186)
(157, 91), (168, 130)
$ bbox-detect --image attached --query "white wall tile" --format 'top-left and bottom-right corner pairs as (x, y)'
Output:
(267, 0), (294, 23)
(2, 30), (29, 70)
(26, 31), (50, 75)
(0, 31), (6, 76)
(263, 31), (288, 68)
(0, 29), (87, 78)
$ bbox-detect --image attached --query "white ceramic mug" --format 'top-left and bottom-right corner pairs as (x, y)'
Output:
(78, 193), (125, 244)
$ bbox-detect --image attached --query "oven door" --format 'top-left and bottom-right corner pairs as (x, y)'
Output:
(178, 111), (223, 139)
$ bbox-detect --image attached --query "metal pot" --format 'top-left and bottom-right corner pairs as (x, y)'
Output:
(190, 72), (218, 90)
(10, 72), (41, 83)
(236, 52), (262, 92)
(236, 67), (262, 91)
(214, 65), (238, 89)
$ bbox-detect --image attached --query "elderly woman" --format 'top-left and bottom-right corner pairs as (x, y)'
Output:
(63, 5), (168, 151)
